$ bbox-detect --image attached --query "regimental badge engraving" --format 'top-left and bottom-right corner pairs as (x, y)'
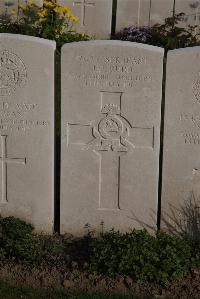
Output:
(86, 99), (132, 153)
(0, 50), (27, 97)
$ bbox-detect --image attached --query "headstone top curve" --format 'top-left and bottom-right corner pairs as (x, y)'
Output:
(0, 33), (56, 49)
(168, 45), (200, 55)
(62, 40), (164, 53)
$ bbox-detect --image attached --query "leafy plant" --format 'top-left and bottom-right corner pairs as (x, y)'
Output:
(0, 247), (6, 260)
(0, 216), (37, 262)
(0, 0), (89, 49)
(114, 13), (200, 50)
(89, 229), (200, 285)
(155, 232), (195, 283)
(0, 216), (199, 285)
(152, 13), (200, 50)
(0, 216), (63, 263)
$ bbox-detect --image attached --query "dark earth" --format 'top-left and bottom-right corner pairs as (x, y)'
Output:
(0, 258), (199, 298)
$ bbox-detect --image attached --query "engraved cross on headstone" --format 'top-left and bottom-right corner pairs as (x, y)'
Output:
(67, 91), (154, 210)
(0, 135), (26, 204)
(73, 0), (95, 26)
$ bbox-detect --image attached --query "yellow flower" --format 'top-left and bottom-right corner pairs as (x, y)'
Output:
(62, 6), (72, 15)
(70, 15), (78, 23)
(28, 0), (34, 6)
(27, 0), (40, 7)
(43, 0), (55, 9)
(18, 3), (26, 10)
(54, 6), (63, 14)
(11, 9), (16, 15)
(37, 9), (48, 18)
(54, 5), (74, 19)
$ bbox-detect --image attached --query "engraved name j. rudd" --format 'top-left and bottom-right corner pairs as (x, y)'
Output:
(0, 50), (27, 97)
(67, 91), (154, 211)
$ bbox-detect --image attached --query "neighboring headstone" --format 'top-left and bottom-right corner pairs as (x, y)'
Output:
(149, 0), (174, 26)
(0, 34), (55, 233)
(175, 0), (200, 32)
(116, 0), (174, 32)
(0, 0), (43, 23)
(0, 0), (19, 21)
(57, 0), (112, 39)
(61, 40), (164, 235)
(161, 47), (200, 233)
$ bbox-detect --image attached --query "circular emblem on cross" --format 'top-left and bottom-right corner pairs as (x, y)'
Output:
(0, 50), (27, 97)
(98, 115), (124, 139)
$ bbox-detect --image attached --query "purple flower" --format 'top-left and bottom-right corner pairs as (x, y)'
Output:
(115, 26), (153, 43)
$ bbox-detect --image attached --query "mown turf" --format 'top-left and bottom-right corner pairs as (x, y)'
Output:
(0, 281), (154, 299)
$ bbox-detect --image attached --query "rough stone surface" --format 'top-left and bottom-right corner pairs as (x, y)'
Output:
(0, 0), (43, 22)
(175, 0), (200, 32)
(116, 0), (174, 32)
(0, 0), (19, 20)
(149, 0), (174, 26)
(57, 0), (112, 39)
(0, 34), (55, 233)
(61, 40), (164, 235)
(0, 1), (43, 18)
(161, 47), (200, 235)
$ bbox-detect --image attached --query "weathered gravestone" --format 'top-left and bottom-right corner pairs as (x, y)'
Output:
(116, 0), (174, 32)
(0, 0), (43, 22)
(61, 40), (164, 235)
(0, 0), (19, 21)
(57, 0), (112, 39)
(161, 47), (200, 233)
(0, 34), (55, 233)
(175, 0), (200, 32)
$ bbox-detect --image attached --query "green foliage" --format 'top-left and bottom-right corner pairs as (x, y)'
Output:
(89, 229), (200, 285)
(0, 216), (62, 263)
(0, 216), (39, 262)
(114, 13), (200, 50)
(0, 0), (89, 48)
(155, 232), (194, 283)
(0, 216), (199, 285)
(151, 13), (200, 50)
(0, 215), (34, 238)
(0, 247), (6, 260)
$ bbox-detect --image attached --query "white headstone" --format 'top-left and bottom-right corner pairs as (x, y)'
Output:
(0, 34), (55, 233)
(57, 0), (112, 39)
(0, 0), (43, 22)
(61, 40), (164, 235)
(162, 47), (200, 232)
(175, 0), (200, 32)
(0, 0), (19, 20)
(149, 0), (174, 26)
(116, 0), (174, 32)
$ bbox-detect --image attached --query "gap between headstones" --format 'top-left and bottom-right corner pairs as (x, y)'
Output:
(157, 50), (168, 230)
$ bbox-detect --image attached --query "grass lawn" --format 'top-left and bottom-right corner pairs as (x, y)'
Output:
(0, 281), (155, 299)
